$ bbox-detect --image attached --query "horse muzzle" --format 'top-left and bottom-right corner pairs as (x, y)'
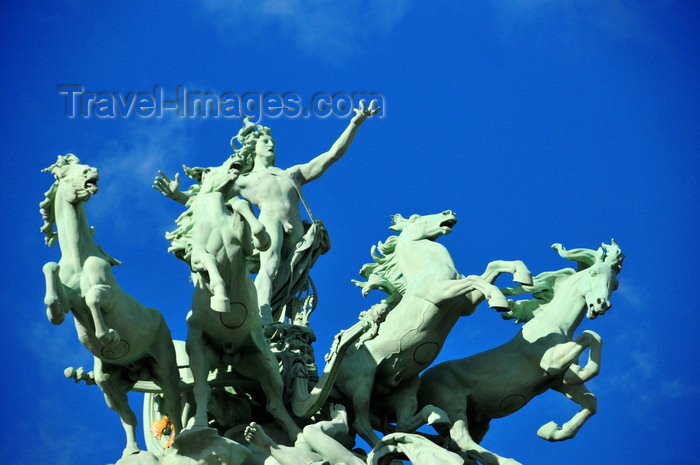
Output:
(587, 299), (611, 319)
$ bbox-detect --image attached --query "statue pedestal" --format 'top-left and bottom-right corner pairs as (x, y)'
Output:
(160, 428), (251, 465)
(114, 451), (160, 465)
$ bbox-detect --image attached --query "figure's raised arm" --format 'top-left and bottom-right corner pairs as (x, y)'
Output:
(294, 100), (379, 184)
(153, 170), (190, 205)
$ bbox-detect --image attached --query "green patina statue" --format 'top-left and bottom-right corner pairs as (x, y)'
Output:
(161, 152), (303, 442)
(293, 211), (533, 448)
(417, 241), (623, 465)
(155, 100), (379, 325)
(42, 110), (624, 465)
(40, 154), (183, 459)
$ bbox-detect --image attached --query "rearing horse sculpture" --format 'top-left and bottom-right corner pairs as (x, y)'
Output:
(40, 154), (182, 458)
(294, 211), (533, 447)
(417, 240), (623, 465)
(165, 155), (302, 441)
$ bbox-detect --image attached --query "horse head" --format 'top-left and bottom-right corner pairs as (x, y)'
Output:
(578, 262), (618, 319)
(554, 240), (624, 319)
(196, 153), (248, 195)
(43, 154), (99, 204)
(389, 210), (457, 241)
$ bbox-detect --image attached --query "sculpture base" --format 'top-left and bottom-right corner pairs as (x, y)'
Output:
(113, 450), (160, 465)
(160, 427), (251, 465)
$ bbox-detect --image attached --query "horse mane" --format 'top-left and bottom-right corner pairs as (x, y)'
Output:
(39, 181), (59, 247)
(166, 168), (206, 262)
(352, 235), (406, 303)
(500, 268), (576, 323)
(40, 154), (80, 247)
(501, 240), (624, 323)
(352, 213), (444, 304)
(552, 239), (624, 271)
(165, 208), (194, 263)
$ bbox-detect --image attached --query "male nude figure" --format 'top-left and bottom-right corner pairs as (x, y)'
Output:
(155, 101), (379, 324)
(236, 101), (377, 323)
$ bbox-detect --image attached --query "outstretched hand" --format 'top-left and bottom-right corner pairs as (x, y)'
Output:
(351, 99), (380, 124)
(153, 171), (180, 198)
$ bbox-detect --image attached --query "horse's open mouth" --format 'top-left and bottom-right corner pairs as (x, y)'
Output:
(227, 158), (244, 174)
(84, 177), (99, 194)
(440, 218), (457, 229)
(588, 305), (607, 319)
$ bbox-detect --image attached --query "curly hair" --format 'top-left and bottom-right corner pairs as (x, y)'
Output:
(230, 117), (272, 171)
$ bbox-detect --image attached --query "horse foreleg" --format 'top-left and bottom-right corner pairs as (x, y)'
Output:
(537, 382), (597, 442)
(444, 276), (509, 311)
(228, 198), (271, 252)
(540, 330), (602, 378)
(564, 330), (603, 384)
(481, 260), (533, 286)
(191, 251), (230, 313)
(94, 358), (140, 457)
(42, 262), (65, 324)
(455, 260), (532, 313)
(84, 284), (120, 346)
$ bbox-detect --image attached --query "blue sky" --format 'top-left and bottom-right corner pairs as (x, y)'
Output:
(1, 1), (699, 464)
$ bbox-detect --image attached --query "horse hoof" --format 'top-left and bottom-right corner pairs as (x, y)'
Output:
(46, 306), (65, 325)
(210, 295), (230, 313)
(99, 329), (121, 346)
(488, 295), (510, 310)
(426, 408), (451, 426)
(537, 421), (561, 441)
(253, 231), (271, 252)
(513, 270), (533, 286)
